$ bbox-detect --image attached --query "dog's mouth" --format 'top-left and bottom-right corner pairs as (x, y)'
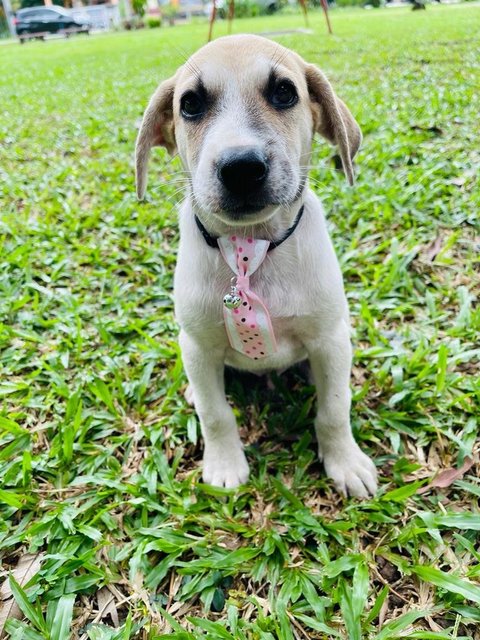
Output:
(214, 176), (306, 224)
(220, 198), (269, 217)
(214, 197), (280, 225)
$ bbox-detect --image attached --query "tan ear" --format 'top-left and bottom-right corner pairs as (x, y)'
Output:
(305, 64), (362, 185)
(135, 73), (178, 200)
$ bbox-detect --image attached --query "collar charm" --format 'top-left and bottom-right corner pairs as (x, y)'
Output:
(218, 235), (277, 360)
(223, 277), (242, 309)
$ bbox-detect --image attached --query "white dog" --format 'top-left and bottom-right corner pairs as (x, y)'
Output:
(135, 34), (377, 497)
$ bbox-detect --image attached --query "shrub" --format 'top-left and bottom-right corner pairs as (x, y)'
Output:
(131, 0), (147, 16)
(0, 16), (8, 39)
(146, 16), (161, 27)
(234, 1), (259, 17)
(233, 0), (278, 18)
(334, 0), (365, 7)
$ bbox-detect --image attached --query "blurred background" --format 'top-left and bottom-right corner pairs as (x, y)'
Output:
(1, 0), (472, 41)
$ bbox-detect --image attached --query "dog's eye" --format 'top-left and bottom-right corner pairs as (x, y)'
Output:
(270, 81), (298, 109)
(180, 91), (205, 119)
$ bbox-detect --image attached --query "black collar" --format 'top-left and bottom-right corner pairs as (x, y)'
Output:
(194, 205), (305, 252)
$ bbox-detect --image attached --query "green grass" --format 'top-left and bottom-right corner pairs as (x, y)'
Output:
(1, 4), (479, 639)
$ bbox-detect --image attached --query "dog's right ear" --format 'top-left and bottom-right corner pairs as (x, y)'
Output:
(135, 73), (178, 200)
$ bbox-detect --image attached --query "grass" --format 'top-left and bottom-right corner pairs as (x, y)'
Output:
(0, 4), (479, 639)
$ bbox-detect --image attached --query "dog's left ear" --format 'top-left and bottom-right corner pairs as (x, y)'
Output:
(135, 73), (178, 200)
(305, 64), (362, 186)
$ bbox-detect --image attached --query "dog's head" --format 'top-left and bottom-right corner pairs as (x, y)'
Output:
(136, 35), (361, 225)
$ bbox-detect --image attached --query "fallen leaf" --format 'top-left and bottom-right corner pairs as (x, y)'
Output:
(96, 586), (119, 627)
(417, 456), (475, 494)
(424, 235), (443, 262)
(0, 553), (44, 638)
(378, 594), (389, 629)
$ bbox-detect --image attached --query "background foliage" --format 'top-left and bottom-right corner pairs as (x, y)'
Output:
(0, 5), (479, 639)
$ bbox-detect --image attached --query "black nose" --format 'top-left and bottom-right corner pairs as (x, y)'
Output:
(217, 148), (269, 196)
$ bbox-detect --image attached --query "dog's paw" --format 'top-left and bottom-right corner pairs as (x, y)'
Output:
(202, 441), (250, 489)
(320, 441), (377, 498)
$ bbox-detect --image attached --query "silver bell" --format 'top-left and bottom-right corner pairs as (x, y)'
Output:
(223, 277), (242, 309)
(223, 292), (242, 309)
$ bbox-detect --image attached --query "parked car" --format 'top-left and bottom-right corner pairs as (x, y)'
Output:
(14, 6), (91, 42)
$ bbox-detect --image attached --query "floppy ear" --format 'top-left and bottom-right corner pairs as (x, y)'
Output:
(305, 64), (362, 185)
(135, 73), (178, 200)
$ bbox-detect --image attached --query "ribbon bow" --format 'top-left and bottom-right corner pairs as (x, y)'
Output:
(218, 235), (277, 360)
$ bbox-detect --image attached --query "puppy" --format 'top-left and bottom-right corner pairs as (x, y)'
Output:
(135, 34), (377, 497)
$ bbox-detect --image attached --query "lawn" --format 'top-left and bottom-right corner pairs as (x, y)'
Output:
(0, 4), (479, 639)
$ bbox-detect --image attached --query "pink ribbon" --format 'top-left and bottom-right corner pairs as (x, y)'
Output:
(218, 235), (277, 360)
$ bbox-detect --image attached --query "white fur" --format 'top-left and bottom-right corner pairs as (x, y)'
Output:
(136, 35), (377, 497)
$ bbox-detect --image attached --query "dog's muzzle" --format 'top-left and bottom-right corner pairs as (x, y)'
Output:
(217, 147), (269, 198)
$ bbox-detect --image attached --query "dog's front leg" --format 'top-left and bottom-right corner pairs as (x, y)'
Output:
(306, 320), (377, 498)
(179, 330), (249, 488)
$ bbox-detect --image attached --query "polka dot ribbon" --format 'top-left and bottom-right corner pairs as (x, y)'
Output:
(218, 235), (277, 360)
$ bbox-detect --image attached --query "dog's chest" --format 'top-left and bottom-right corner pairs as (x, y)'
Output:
(224, 315), (308, 371)
(174, 206), (348, 370)
(176, 250), (314, 323)
(175, 248), (331, 368)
